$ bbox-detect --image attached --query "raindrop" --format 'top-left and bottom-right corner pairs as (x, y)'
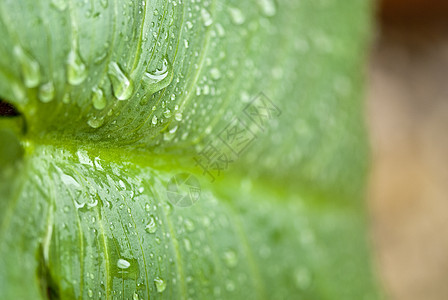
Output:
(38, 82), (55, 103)
(186, 21), (193, 29)
(151, 115), (158, 125)
(228, 7), (245, 25)
(100, 0), (108, 8)
(184, 219), (194, 232)
(201, 8), (213, 27)
(145, 203), (151, 212)
(163, 109), (171, 118)
(184, 39), (189, 48)
(92, 86), (106, 110)
(183, 238), (192, 252)
(141, 58), (173, 98)
(174, 112), (182, 121)
(13, 46), (41, 88)
(154, 277), (166, 293)
(67, 48), (87, 85)
(88, 289), (93, 297)
(108, 61), (134, 100)
(145, 216), (157, 233)
(133, 292), (139, 300)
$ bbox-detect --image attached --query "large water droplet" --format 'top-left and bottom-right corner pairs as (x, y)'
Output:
(257, 0), (277, 16)
(13, 46), (41, 88)
(228, 7), (245, 25)
(141, 58), (173, 96)
(67, 49), (87, 85)
(154, 277), (166, 293)
(38, 82), (55, 103)
(92, 86), (106, 110)
(201, 8), (213, 27)
(108, 61), (134, 100)
(145, 216), (157, 233)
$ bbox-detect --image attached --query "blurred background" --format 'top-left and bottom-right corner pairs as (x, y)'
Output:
(368, 0), (448, 299)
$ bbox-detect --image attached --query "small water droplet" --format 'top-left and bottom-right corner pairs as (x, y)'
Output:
(51, 0), (68, 10)
(88, 289), (93, 297)
(38, 82), (55, 103)
(87, 116), (105, 128)
(163, 109), (171, 118)
(145, 203), (151, 212)
(183, 238), (192, 252)
(210, 68), (221, 80)
(13, 46), (41, 88)
(117, 258), (131, 269)
(145, 216), (157, 233)
(257, 0), (277, 16)
(174, 112), (182, 121)
(151, 115), (158, 125)
(154, 277), (166, 293)
(133, 292), (139, 300)
(184, 39), (189, 48)
(92, 86), (106, 110)
(228, 7), (245, 25)
(223, 250), (238, 268)
(184, 219), (194, 232)
(108, 61), (133, 100)
(67, 49), (87, 85)
(186, 21), (193, 29)
(100, 0), (108, 8)
(62, 93), (71, 103)
(201, 8), (213, 27)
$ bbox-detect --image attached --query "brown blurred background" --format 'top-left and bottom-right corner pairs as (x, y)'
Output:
(368, 0), (448, 299)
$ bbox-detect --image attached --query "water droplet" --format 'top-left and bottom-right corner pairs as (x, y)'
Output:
(62, 93), (71, 104)
(223, 250), (238, 268)
(228, 7), (245, 25)
(88, 289), (93, 297)
(67, 49), (87, 85)
(184, 219), (195, 232)
(141, 58), (173, 100)
(154, 277), (166, 293)
(108, 61), (133, 100)
(184, 39), (189, 48)
(294, 267), (312, 289)
(13, 46), (40, 88)
(186, 21), (193, 29)
(133, 292), (139, 300)
(216, 23), (225, 37)
(51, 0), (67, 10)
(117, 258), (131, 269)
(151, 115), (158, 125)
(92, 86), (106, 110)
(38, 82), (55, 103)
(183, 238), (192, 252)
(257, 0), (277, 16)
(174, 112), (182, 121)
(145, 216), (157, 233)
(201, 8), (213, 27)
(163, 109), (171, 118)
(145, 203), (151, 212)
(100, 0), (108, 8)
(210, 68), (221, 80)
(87, 117), (105, 128)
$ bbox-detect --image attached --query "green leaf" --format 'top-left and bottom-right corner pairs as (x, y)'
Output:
(0, 0), (381, 299)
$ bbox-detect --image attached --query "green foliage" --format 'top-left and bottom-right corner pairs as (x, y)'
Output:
(0, 0), (380, 299)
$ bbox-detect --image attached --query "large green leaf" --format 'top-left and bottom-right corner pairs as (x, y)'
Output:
(0, 0), (380, 299)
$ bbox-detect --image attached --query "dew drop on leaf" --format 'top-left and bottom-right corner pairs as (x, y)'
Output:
(100, 0), (108, 8)
(184, 218), (195, 232)
(151, 115), (158, 125)
(223, 250), (238, 268)
(145, 216), (157, 233)
(92, 86), (106, 110)
(13, 46), (40, 88)
(38, 82), (55, 103)
(174, 112), (182, 121)
(257, 0), (277, 17)
(154, 277), (166, 293)
(210, 68), (221, 80)
(87, 116), (105, 128)
(201, 8), (213, 27)
(228, 7), (245, 25)
(67, 48), (87, 85)
(108, 61), (134, 100)
(117, 258), (131, 269)
(51, 0), (67, 11)
(183, 238), (192, 252)
(87, 289), (93, 297)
